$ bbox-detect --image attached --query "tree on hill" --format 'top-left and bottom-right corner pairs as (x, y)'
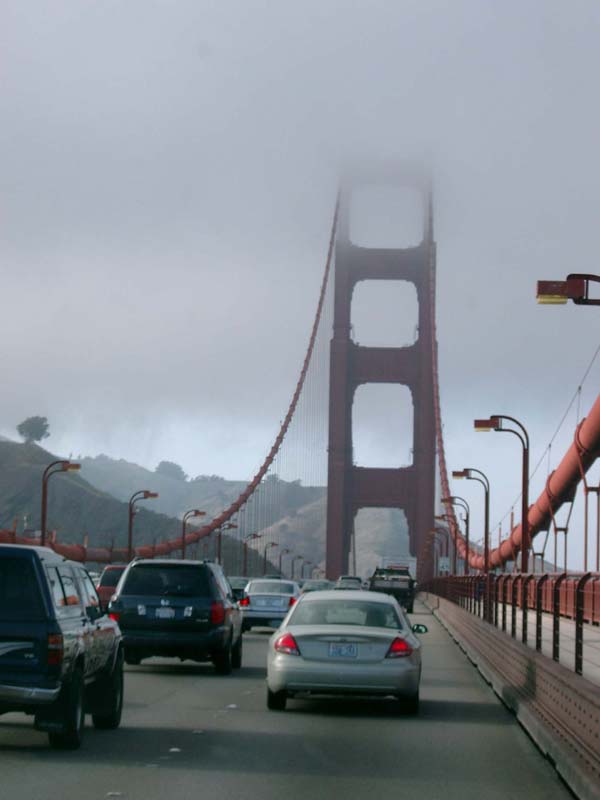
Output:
(155, 460), (187, 481)
(17, 416), (50, 444)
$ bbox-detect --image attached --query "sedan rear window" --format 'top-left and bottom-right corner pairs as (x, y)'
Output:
(248, 581), (295, 595)
(121, 564), (211, 597)
(289, 599), (402, 629)
(0, 557), (45, 620)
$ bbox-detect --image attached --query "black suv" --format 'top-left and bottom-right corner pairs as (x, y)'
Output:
(109, 559), (243, 673)
(0, 545), (123, 749)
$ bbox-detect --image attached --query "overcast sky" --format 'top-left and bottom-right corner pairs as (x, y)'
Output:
(2, 1), (599, 566)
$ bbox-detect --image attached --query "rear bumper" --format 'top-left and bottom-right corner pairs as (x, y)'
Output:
(122, 627), (227, 656)
(242, 610), (287, 628)
(0, 682), (60, 705)
(267, 655), (420, 697)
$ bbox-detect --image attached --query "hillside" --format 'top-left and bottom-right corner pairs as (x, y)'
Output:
(0, 442), (271, 574)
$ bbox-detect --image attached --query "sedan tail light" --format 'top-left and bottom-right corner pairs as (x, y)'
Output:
(239, 596), (250, 607)
(47, 634), (64, 666)
(288, 596), (297, 607)
(210, 601), (226, 625)
(386, 637), (413, 658)
(274, 632), (300, 656)
(108, 611), (120, 623)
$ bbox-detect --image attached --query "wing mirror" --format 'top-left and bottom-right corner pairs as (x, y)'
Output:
(411, 623), (428, 634)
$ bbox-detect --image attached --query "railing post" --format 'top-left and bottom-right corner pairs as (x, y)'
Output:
(501, 575), (508, 632)
(511, 575), (521, 639)
(522, 574), (534, 645)
(553, 572), (567, 662)
(493, 574), (499, 627)
(575, 572), (592, 675)
(535, 574), (549, 652)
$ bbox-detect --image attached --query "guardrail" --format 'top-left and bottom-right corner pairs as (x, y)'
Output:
(423, 573), (600, 678)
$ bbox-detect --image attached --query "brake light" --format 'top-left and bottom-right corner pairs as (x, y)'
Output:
(288, 596), (296, 607)
(108, 611), (120, 623)
(274, 632), (300, 656)
(210, 601), (226, 625)
(386, 637), (413, 658)
(239, 596), (250, 607)
(47, 634), (64, 666)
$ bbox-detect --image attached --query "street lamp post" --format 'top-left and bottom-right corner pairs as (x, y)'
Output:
(41, 460), (81, 546)
(278, 548), (291, 577)
(216, 522), (238, 565)
(181, 509), (206, 559)
(441, 495), (471, 575)
(453, 468), (491, 621)
(291, 555), (303, 580)
(263, 542), (278, 575)
(475, 415), (530, 572)
(243, 533), (261, 575)
(128, 490), (159, 561)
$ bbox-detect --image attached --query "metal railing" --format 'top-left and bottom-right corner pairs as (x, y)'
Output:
(423, 573), (600, 681)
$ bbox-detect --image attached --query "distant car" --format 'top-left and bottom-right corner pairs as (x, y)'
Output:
(266, 590), (428, 713)
(227, 576), (250, 602)
(240, 579), (301, 632)
(108, 559), (242, 673)
(263, 574), (281, 580)
(0, 544), (123, 749)
(96, 565), (127, 609)
(301, 579), (333, 593)
(334, 575), (363, 590)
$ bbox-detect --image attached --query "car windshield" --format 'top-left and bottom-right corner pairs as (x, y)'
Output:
(289, 599), (403, 629)
(248, 581), (295, 595)
(0, 557), (45, 620)
(121, 564), (211, 597)
(302, 581), (331, 591)
(99, 568), (125, 587)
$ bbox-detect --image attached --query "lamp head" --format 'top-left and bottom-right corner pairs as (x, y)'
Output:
(144, 491), (159, 499)
(63, 462), (81, 472)
(474, 417), (501, 432)
(452, 469), (468, 479)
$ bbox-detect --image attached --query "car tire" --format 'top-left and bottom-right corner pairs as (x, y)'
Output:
(213, 639), (233, 675)
(125, 649), (141, 666)
(231, 635), (243, 669)
(399, 691), (419, 715)
(92, 651), (124, 730)
(48, 668), (85, 750)
(266, 688), (286, 711)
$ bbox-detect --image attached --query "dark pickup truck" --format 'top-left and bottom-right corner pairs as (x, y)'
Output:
(368, 565), (415, 613)
(0, 544), (123, 749)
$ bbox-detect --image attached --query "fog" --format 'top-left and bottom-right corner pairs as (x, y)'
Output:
(2, 1), (599, 565)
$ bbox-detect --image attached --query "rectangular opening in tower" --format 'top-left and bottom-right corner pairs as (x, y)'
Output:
(351, 507), (411, 578)
(351, 279), (419, 347)
(352, 383), (414, 468)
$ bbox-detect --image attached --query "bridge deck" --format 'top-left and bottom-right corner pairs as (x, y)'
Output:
(0, 602), (572, 799)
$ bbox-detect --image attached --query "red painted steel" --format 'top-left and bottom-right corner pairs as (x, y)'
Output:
(325, 170), (436, 580)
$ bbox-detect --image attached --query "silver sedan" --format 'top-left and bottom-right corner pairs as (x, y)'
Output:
(240, 579), (301, 631)
(266, 590), (427, 713)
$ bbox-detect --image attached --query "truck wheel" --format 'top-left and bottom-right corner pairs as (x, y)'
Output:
(231, 635), (243, 669)
(48, 668), (85, 750)
(125, 649), (141, 666)
(399, 691), (419, 715)
(92, 651), (124, 730)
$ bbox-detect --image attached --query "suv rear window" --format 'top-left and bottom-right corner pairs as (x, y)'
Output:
(121, 564), (212, 598)
(0, 557), (45, 620)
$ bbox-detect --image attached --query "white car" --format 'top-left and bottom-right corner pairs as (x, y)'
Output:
(266, 590), (427, 712)
(240, 579), (301, 631)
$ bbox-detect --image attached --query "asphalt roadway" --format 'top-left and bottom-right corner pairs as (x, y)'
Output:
(0, 602), (572, 800)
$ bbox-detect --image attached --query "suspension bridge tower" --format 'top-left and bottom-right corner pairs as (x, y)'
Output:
(326, 169), (436, 582)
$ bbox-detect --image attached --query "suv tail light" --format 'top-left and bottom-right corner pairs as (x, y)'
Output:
(108, 611), (120, 623)
(274, 632), (300, 656)
(288, 596), (297, 607)
(386, 637), (413, 658)
(47, 634), (64, 666)
(239, 596), (250, 607)
(210, 601), (226, 625)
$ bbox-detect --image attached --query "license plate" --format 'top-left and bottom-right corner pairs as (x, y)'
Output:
(329, 642), (358, 658)
(155, 608), (175, 619)
(256, 597), (279, 608)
